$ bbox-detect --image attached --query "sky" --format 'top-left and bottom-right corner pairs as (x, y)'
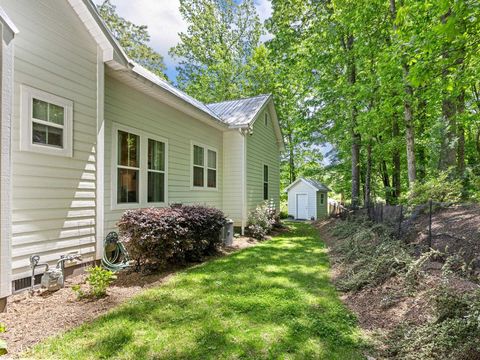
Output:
(95, 0), (273, 80)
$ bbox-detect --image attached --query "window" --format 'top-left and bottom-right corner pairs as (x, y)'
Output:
(113, 124), (168, 208)
(264, 112), (269, 126)
(263, 165), (269, 200)
(320, 193), (325, 204)
(21, 86), (73, 157)
(192, 143), (217, 189)
(148, 139), (166, 203)
(117, 131), (139, 204)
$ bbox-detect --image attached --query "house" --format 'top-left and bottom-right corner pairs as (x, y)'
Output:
(0, 0), (283, 307)
(285, 178), (330, 220)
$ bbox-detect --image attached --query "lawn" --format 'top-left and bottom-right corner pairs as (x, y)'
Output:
(30, 223), (364, 359)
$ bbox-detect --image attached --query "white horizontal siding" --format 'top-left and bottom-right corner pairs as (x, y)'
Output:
(3, 0), (99, 280)
(104, 75), (223, 234)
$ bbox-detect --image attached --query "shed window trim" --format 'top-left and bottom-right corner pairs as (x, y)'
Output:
(191, 141), (218, 190)
(20, 85), (73, 157)
(320, 193), (325, 204)
(112, 123), (168, 210)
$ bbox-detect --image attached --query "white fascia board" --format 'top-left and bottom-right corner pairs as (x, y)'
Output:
(284, 178), (318, 193)
(68, 0), (129, 66)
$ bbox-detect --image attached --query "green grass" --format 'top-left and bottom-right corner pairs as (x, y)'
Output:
(30, 223), (365, 359)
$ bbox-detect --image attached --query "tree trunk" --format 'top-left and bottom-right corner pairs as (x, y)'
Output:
(439, 96), (457, 170)
(380, 160), (393, 204)
(403, 66), (417, 185)
(457, 91), (465, 176)
(344, 34), (361, 208)
(392, 115), (401, 202)
(364, 140), (372, 208)
(416, 96), (427, 181)
(391, 0), (416, 185)
(286, 132), (296, 183)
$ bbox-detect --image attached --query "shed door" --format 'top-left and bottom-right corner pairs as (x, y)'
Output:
(296, 194), (308, 219)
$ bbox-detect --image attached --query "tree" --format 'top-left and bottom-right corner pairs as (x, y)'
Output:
(169, 0), (262, 103)
(97, 0), (167, 79)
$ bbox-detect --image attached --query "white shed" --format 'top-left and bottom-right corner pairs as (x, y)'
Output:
(285, 178), (330, 220)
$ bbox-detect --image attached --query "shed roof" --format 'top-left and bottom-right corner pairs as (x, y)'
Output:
(207, 94), (271, 126)
(284, 178), (331, 193)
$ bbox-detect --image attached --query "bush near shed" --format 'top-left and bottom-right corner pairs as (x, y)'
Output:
(118, 205), (227, 270)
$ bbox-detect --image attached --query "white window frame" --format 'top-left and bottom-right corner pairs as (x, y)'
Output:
(191, 141), (218, 191)
(21, 85), (73, 157)
(111, 123), (168, 210)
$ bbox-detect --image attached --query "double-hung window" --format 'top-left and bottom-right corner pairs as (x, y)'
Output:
(113, 124), (167, 208)
(148, 139), (166, 203)
(117, 130), (140, 204)
(21, 85), (73, 157)
(192, 143), (217, 189)
(263, 165), (269, 200)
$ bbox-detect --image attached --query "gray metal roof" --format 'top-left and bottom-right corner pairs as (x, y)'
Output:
(132, 65), (223, 122)
(303, 178), (330, 192)
(207, 94), (271, 126)
(285, 178), (330, 192)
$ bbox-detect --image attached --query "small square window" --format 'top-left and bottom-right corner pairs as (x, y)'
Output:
(21, 86), (73, 157)
(264, 113), (268, 126)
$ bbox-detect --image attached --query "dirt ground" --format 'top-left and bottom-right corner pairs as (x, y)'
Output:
(0, 236), (260, 357)
(315, 205), (480, 337)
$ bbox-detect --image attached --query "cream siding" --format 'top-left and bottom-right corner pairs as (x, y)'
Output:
(222, 130), (245, 225)
(104, 75), (223, 233)
(4, 0), (99, 280)
(246, 109), (280, 212)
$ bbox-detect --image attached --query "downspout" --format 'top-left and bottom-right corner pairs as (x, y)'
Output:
(241, 129), (247, 235)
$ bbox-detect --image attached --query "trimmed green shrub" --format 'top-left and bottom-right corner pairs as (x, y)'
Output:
(0, 323), (6, 355)
(118, 205), (227, 270)
(246, 201), (277, 240)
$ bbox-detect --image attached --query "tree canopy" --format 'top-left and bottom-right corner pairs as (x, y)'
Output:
(97, 0), (167, 79)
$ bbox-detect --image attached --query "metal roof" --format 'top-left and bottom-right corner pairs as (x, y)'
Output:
(284, 178), (331, 193)
(303, 178), (331, 192)
(207, 94), (271, 126)
(132, 65), (223, 122)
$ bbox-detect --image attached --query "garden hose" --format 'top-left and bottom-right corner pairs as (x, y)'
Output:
(101, 232), (131, 272)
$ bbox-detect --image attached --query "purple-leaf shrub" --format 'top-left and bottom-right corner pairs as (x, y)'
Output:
(117, 205), (227, 270)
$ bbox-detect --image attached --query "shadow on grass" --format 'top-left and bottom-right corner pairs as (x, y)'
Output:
(32, 223), (364, 360)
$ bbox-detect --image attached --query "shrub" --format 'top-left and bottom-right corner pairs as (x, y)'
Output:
(72, 266), (116, 299)
(246, 201), (277, 240)
(403, 170), (462, 205)
(118, 205), (227, 270)
(0, 323), (6, 355)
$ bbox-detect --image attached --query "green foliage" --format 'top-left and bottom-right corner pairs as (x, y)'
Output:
(97, 0), (167, 78)
(86, 266), (116, 298)
(0, 322), (6, 355)
(73, 267), (116, 299)
(246, 201), (277, 240)
(404, 170), (463, 205)
(169, 0), (262, 103)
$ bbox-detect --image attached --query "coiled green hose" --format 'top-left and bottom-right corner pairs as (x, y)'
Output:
(101, 232), (130, 271)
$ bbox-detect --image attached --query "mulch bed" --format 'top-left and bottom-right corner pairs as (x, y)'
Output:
(0, 236), (261, 357)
